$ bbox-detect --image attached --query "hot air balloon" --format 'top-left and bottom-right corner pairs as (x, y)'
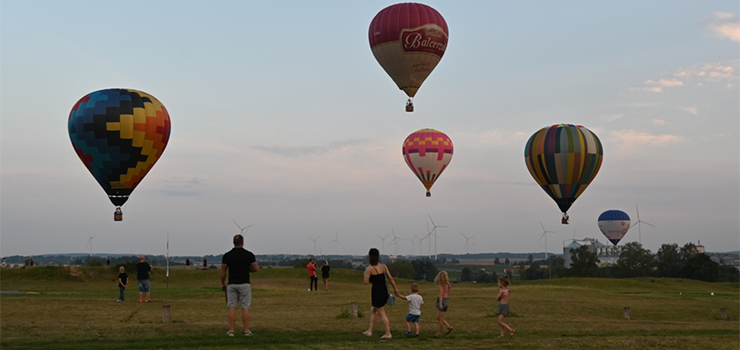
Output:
(598, 210), (631, 246)
(68, 88), (171, 221)
(402, 128), (453, 197)
(369, 3), (448, 112)
(524, 124), (603, 224)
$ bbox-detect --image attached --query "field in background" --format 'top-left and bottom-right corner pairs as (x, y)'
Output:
(1, 266), (738, 350)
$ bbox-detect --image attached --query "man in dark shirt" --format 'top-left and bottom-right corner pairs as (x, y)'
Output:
(220, 234), (258, 337)
(136, 255), (152, 303)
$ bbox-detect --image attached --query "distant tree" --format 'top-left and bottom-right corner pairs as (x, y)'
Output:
(504, 258), (510, 266)
(521, 262), (546, 280)
(387, 260), (415, 279)
(411, 259), (438, 282)
(550, 256), (566, 278)
(460, 267), (474, 282)
(616, 242), (655, 278)
(680, 243), (698, 259)
(527, 254), (534, 264)
(494, 257), (501, 265)
(681, 253), (720, 282)
(450, 258), (460, 264)
(568, 246), (600, 277)
(474, 269), (497, 283)
(656, 243), (683, 278)
(718, 265), (740, 282)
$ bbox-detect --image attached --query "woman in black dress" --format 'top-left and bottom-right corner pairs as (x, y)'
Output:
(321, 260), (331, 291)
(362, 248), (399, 339)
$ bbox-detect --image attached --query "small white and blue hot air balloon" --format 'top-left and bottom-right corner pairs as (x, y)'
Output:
(597, 210), (631, 246)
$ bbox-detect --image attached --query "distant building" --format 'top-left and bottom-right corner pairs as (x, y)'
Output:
(563, 238), (622, 266)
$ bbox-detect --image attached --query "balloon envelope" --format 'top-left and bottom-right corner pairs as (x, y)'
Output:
(369, 3), (448, 99)
(524, 124), (603, 216)
(402, 128), (453, 196)
(598, 210), (631, 245)
(68, 88), (171, 207)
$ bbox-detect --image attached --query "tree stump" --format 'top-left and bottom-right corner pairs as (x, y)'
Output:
(350, 302), (358, 318)
(163, 304), (171, 323)
(623, 307), (630, 320)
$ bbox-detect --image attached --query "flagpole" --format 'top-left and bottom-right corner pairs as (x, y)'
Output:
(166, 231), (170, 289)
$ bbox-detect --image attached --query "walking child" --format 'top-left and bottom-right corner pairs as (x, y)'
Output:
(434, 271), (453, 335)
(395, 283), (423, 337)
(117, 266), (128, 302)
(496, 275), (515, 338)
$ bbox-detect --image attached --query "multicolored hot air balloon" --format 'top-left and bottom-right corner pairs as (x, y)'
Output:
(598, 210), (631, 245)
(524, 124), (603, 224)
(402, 128), (453, 197)
(68, 88), (171, 221)
(369, 3), (448, 112)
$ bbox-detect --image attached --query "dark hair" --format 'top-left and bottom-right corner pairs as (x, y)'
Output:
(233, 234), (244, 246)
(499, 275), (510, 287)
(368, 248), (380, 265)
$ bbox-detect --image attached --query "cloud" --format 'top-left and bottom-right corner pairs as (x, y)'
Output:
(678, 106), (698, 115)
(702, 12), (740, 42)
(252, 139), (369, 157)
(631, 59), (738, 92)
(650, 119), (667, 126)
(608, 129), (683, 154)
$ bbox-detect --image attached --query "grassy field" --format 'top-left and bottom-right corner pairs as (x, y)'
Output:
(1, 266), (738, 350)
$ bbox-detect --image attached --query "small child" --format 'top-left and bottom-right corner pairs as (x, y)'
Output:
(434, 271), (453, 335)
(117, 266), (128, 302)
(496, 275), (514, 338)
(395, 283), (423, 337)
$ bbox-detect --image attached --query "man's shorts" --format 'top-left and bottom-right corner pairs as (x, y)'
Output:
(137, 279), (150, 293)
(227, 283), (252, 309)
(405, 314), (420, 323)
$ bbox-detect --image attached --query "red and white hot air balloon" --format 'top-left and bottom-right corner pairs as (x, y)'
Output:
(369, 3), (449, 112)
(402, 128), (453, 196)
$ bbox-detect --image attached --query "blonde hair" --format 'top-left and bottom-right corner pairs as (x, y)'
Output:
(434, 271), (451, 288)
(119, 266), (125, 272)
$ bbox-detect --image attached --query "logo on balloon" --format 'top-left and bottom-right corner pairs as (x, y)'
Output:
(401, 25), (448, 56)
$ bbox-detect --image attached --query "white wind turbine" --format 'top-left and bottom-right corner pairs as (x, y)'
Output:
(376, 233), (391, 256)
(233, 220), (254, 235)
(422, 224), (434, 258)
(412, 234), (423, 256)
(389, 229), (402, 256)
(460, 232), (476, 254)
(328, 232), (341, 255)
(428, 215), (447, 260)
(538, 221), (556, 260)
(631, 204), (655, 244)
(308, 235), (320, 256)
(85, 230), (97, 258)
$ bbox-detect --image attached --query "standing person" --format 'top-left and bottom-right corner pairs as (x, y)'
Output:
(1, 257), (6, 269)
(395, 283), (423, 337)
(136, 255), (152, 303)
(220, 234), (259, 337)
(321, 260), (331, 291)
(185, 258), (191, 270)
(30, 257), (34, 267)
(117, 266), (128, 302)
(307, 260), (318, 291)
(434, 271), (453, 335)
(362, 248), (399, 339)
(203, 257), (208, 269)
(106, 258), (111, 266)
(496, 275), (515, 338)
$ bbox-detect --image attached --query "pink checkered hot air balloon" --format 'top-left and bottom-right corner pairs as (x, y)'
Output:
(402, 128), (453, 197)
(369, 3), (448, 112)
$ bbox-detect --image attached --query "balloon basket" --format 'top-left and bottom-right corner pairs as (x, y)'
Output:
(561, 214), (569, 225)
(405, 99), (414, 112)
(114, 213), (123, 221)
(426, 191), (431, 197)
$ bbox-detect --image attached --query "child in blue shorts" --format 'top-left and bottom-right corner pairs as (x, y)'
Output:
(395, 283), (423, 337)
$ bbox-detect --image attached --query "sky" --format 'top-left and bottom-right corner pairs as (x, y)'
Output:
(1, 1), (738, 258)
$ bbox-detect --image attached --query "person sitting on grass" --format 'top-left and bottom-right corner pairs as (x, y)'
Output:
(395, 283), (423, 337)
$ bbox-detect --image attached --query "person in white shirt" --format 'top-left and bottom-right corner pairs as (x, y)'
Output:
(395, 283), (424, 337)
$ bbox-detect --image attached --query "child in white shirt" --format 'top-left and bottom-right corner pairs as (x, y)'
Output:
(395, 283), (424, 337)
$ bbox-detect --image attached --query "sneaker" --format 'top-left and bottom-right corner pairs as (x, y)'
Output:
(116, 299), (121, 302)
(145, 299), (151, 303)
(139, 300), (143, 303)
(308, 289), (311, 292)
(226, 331), (234, 337)
(404, 331), (413, 337)
(244, 331), (253, 337)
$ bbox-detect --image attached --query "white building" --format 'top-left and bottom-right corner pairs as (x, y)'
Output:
(563, 238), (623, 266)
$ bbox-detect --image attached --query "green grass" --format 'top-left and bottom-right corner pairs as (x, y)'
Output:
(1, 267), (738, 349)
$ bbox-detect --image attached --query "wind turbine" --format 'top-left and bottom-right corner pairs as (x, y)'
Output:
(428, 215), (447, 260)
(308, 235), (320, 256)
(85, 230), (97, 258)
(631, 204), (655, 244)
(421, 224), (434, 258)
(460, 232), (476, 254)
(389, 228), (401, 256)
(412, 234), (423, 256)
(538, 221), (556, 260)
(328, 232), (341, 255)
(376, 233), (391, 256)
(233, 220), (253, 235)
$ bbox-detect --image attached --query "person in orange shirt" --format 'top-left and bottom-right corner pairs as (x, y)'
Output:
(307, 259), (318, 291)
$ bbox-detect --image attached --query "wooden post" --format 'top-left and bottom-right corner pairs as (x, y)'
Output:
(163, 304), (171, 323)
(623, 307), (630, 320)
(720, 308), (727, 319)
(350, 302), (358, 318)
